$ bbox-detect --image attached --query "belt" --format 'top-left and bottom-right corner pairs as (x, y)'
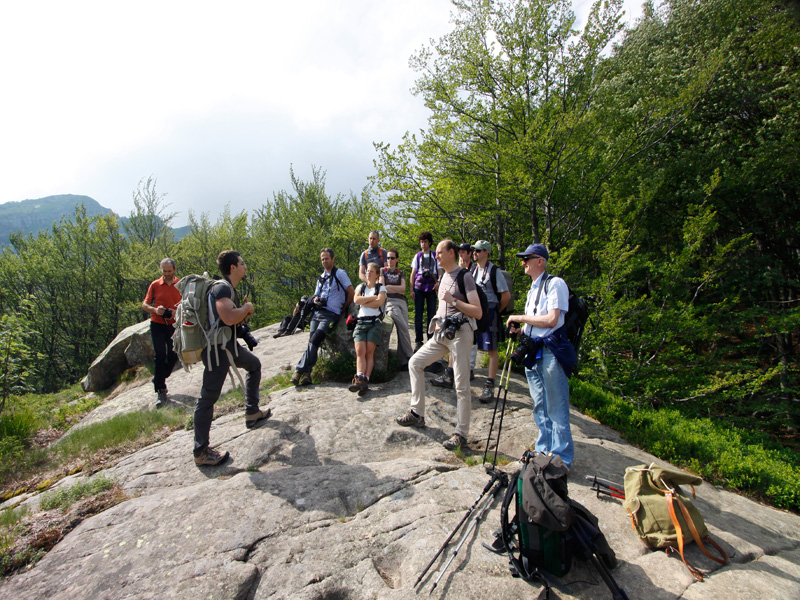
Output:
(388, 293), (406, 300)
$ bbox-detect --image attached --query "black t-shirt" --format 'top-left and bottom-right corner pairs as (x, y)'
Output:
(209, 279), (237, 330)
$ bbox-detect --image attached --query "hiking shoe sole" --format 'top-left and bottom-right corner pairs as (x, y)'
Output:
(245, 408), (272, 429)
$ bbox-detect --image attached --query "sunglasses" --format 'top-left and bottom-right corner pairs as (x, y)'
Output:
(522, 255), (541, 263)
(387, 256), (397, 260)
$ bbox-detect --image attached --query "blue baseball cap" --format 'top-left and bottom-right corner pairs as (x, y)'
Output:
(516, 243), (549, 260)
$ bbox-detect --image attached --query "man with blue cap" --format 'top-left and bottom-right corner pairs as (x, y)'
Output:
(506, 243), (575, 468)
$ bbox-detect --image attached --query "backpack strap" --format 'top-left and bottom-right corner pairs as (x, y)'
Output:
(456, 267), (467, 298)
(533, 273), (551, 316)
(489, 263), (499, 297)
(331, 266), (346, 292)
(665, 491), (728, 582)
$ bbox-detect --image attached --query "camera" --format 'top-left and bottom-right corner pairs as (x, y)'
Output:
(237, 322), (259, 351)
(421, 268), (434, 281)
(510, 333), (540, 365)
(437, 316), (465, 340)
(315, 297), (328, 308)
(162, 308), (173, 320)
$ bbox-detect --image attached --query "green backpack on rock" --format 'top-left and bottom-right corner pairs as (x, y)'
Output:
(623, 463), (728, 581)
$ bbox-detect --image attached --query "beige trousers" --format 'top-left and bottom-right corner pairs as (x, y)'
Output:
(386, 298), (413, 364)
(409, 322), (474, 437)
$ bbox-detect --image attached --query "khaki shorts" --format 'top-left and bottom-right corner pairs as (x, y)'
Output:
(353, 319), (383, 345)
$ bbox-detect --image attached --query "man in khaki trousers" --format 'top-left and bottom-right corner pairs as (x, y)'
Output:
(395, 239), (483, 451)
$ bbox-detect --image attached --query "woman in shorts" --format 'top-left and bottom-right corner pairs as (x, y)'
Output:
(349, 262), (387, 395)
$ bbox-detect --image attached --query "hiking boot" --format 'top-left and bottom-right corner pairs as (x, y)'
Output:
(442, 433), (467, 451)
(155, 389), (167, 408)
(349, 375), (365, 393)
(431, 368), (454, 388)
(358, 381), (369, 397)
(245, 408), (272, 429)
(396, 410), (425, 428)
(300, 372), (313, 386)
(194, 446), (230, 467)
(291, 371), (301, 386)
(479, 381), (494, 404)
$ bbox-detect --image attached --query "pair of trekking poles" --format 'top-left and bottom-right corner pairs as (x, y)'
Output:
(414, 335), (519, 593)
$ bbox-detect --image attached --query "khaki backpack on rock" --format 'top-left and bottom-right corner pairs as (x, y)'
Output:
(623, 463), (728, 581)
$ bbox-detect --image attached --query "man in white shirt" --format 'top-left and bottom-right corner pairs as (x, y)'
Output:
(506, 243), (574, 468)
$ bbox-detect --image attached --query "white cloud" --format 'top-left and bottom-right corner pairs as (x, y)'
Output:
(0, 1), (645, 224)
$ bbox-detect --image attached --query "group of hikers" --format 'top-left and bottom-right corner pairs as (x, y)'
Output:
(141, 231), (575, 469)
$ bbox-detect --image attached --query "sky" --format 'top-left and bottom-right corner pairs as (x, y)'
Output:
(0, 0), (645, 227)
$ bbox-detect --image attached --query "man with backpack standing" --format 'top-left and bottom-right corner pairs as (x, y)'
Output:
(471, 240), (510, 402)
(141, 258), (181, 408)
(291, 248), (354, 386)
(396, 240), (482, 451)
(506, 243), (574, 469)
(358, 230), (388, 283)
(194, 250), (271, 467)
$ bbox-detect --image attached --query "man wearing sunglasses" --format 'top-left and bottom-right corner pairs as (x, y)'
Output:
(506, 243), (574, 469)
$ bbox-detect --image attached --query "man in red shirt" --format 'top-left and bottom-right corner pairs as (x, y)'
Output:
(142, 258), (182, 407)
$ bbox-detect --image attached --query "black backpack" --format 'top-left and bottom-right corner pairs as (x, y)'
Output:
(456, 268), (490, 334)
(500, 450), (628, 600)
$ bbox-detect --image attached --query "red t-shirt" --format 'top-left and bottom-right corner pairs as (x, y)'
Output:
(144, 277), (182, 325)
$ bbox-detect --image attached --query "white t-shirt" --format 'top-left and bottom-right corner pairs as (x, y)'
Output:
(524, 273), (568, 338)
(357, 283), (383, 318)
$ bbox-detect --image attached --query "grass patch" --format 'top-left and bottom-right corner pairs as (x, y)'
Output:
(39, 476), (115, 512)
(571, 379), (800, 513)
(54, 409), (186, 461)
(1, 484), (127, 577)
(1, 407), (186, 497)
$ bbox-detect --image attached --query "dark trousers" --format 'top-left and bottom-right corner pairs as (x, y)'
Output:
(296, 309), (338, 373)
(150, 321), (178, 393)
(414, 289), (437, 344)
(193, 339), (261, 456)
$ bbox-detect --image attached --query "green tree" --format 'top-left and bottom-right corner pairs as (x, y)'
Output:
(0, 300), (41, 413)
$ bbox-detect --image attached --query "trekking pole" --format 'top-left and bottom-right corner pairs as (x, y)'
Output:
(482, 336), (517, 469)
(414, 470), (504, 588)
(428, 473), (508, 595)
(586, 475), (626, 500)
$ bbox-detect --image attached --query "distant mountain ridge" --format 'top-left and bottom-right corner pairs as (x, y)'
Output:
(0, 195), (190, 247)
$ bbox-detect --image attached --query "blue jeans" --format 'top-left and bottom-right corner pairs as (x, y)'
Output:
(525, 348), (573, 468)
(296, 309), (338, 373)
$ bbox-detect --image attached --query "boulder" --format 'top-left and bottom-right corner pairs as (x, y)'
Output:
(321, 306), (394, 372)
(81, 320), (153, 392)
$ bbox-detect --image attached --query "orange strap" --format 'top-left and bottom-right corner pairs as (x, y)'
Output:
(666, 491), (728, 581)
(675, 495), (729, 566)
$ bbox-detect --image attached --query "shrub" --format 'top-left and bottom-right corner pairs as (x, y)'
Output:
(571, 379), (800, 512)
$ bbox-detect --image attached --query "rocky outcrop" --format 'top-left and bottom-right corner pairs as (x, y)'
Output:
(321, 305), (394, 372)
(4, 322), (800, 600)
(80, 320), (154, 392)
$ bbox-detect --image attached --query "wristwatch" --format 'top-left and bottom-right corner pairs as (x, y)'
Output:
(451, 299), (457, 307)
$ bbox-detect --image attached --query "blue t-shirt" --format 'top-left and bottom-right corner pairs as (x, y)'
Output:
(313, 267), (353, 316)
